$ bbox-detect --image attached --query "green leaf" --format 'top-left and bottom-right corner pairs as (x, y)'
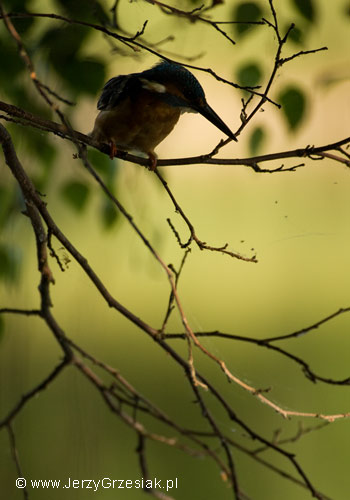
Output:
(0, 37), (25, 81)
(40, 18), (107, 98)
(3, 0), (34, 33)
(61, 180), (90, 212)
(101, 199), (119, 230)
(60, 58), (106, 95)
(287, 24), (304, 45)
(55, 0), (109, 24)
(346, 3), (350, 18)
(291, 0), (316, 22)
(0, 243), (22, 283)
(23, 128), (57, 169)
(278, 86), (306, 130)
(42, 24), (107, 95)
(236, 62), (262, 88)
(0, 185), (13, 229)
(0, 185), (25, 231)
(249, 127), (266, 155)
(232, 2), (263, 38)
(8, 125), (57, 186)
(7, 84), (52, 119)
(40, 26), (88, 70)
(88, 149), (119, 185)
(0, 316), (4, 340)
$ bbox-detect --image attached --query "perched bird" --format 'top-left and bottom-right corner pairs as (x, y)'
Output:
(90, 60), (237, 170)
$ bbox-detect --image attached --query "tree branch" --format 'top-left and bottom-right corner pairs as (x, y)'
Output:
(1, 100), (348, 170)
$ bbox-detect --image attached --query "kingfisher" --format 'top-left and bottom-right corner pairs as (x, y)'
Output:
(90, 61), (237, 169)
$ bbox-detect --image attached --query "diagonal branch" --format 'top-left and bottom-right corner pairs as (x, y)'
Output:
(263, 307), (350, 343)
(7, 424), (29, 500)
(0, 359), (68, 428)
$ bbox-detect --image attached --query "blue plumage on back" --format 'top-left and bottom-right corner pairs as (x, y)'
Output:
(97, 75), (136, 110)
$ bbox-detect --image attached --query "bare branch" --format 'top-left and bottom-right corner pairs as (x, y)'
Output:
(263, 307), (350, 343)
(0, 308), (40, 316)
(0, 360), (68, 428)
(280, 46), (328, 66)
(155, 170), (257, 262)
(0, 11), (276, 102)
(0, 2), (348, 498)
(160, 249), (191, 332)
(7, 424), (29, 500)
(166, 307), (350, 386)
(1, 100), (348, 171)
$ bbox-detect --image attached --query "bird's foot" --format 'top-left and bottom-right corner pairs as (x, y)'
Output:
(109, 141), (117, 159)
(148, 152), (158, 171)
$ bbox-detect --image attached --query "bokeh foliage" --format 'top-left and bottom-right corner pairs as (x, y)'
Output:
(0, 0), (343, 281)
(1, 2), (350, 499)
(0, 0), (115, 278)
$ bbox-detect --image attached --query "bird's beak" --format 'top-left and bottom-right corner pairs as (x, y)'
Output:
(196, 103), (237, 142)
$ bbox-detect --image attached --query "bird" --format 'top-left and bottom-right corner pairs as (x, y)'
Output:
(90, 60), (237, 170)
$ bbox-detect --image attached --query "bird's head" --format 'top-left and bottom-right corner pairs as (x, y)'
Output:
(138, 61), (237, 142)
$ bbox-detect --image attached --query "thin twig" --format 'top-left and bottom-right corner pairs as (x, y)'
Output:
(263, 307), (350, 343)
(0, 359), (68, 428)
(7, 424), (29, 500)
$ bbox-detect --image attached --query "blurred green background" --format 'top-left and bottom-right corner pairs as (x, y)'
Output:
(1, 0), (350, 499)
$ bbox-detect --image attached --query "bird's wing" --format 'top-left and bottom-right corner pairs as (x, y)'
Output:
(97, 75), (136, 110)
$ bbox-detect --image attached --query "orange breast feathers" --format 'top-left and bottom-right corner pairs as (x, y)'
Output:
(91, 89), (181, 155)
